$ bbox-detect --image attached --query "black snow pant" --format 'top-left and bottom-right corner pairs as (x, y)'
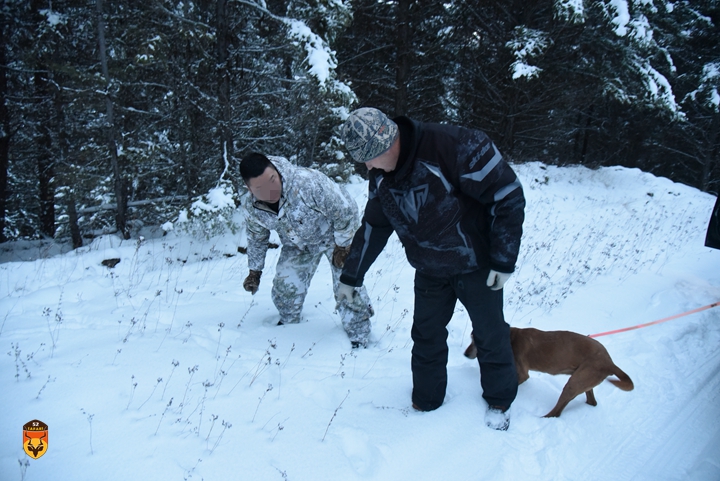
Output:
(411, 268), (518, 411)
(705, 196), (720, 250)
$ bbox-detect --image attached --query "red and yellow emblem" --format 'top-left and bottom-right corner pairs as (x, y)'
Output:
(23, 420), (48, 459)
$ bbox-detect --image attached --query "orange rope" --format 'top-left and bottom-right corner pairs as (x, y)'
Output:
(589, 301), (720, 338)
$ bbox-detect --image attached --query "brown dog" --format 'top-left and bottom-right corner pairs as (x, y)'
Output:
(464, 327), (634, 417)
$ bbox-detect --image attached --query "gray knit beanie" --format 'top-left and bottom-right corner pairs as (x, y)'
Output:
(341, 108), (399, 163)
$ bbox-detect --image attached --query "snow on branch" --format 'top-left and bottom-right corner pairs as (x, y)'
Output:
(629, 14), (653, 45)
(235, 0), (342, 89)
(555, 0), (585, 23)
(506, 27), (550, 80)
(39, 8), (67, 27)
(686, 62), (720, 112)
(286, 19), (336, 85)
(604, 0), (631, 36)
(634, 58), (683, 117)
(603, 0), (655, 43)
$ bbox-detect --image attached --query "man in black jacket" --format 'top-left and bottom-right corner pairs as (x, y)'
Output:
(337, 108), (525, 430)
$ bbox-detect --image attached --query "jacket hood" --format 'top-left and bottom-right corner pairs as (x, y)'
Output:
(390, 116), (423, 181)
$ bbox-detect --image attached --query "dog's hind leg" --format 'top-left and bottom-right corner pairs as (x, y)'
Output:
(584, 388), (597, 406)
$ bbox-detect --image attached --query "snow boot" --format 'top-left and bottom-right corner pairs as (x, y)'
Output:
(485, 405), (510, 431)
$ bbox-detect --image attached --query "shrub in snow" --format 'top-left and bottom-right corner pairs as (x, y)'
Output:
(310, 158), (357, 183)
(174, 181), (244, 240)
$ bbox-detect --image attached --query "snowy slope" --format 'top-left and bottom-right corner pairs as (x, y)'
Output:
(1, 162), (719, 481)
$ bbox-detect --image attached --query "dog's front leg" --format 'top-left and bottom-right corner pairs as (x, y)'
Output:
(515, 363), (529, 384)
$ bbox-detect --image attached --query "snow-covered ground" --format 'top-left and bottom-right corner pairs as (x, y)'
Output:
(1, 162), (719, 481)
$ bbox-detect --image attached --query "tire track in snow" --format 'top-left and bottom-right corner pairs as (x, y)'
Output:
(584, 348), (720, 481)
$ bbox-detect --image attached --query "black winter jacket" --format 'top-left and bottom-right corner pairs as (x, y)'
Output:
(340, 117), (525, 286)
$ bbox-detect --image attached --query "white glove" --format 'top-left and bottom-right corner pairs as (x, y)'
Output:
(486, 270), (512, 291)
(337, 282), (356, 303)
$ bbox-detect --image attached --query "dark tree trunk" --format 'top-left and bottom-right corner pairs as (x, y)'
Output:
(35, 71), (56, 238)
(52, 76), (80, 247)
(393, 0), (411, 117)
(96, 0), (129, 239)
(0, 14), (9, 242)
(67, 192), (83, 249)
(579, 106), (594, 165)
(216, 0), (233, 177)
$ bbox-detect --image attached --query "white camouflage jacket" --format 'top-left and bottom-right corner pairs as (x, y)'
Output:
(244, 156), (360, 271)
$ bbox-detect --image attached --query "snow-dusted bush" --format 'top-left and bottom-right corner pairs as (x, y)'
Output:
(170, 181), (244, 240)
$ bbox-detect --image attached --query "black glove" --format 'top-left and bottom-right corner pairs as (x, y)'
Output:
(243, 269), (262, 294)
(332, 245), (351, 269)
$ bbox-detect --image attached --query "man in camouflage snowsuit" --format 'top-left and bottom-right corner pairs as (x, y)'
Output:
(240, 152), (373, 348)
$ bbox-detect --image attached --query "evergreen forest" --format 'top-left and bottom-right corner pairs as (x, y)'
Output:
(1, 0), (718, 243)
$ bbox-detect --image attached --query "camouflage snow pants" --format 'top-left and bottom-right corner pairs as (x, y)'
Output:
(272, 244), (373, 345)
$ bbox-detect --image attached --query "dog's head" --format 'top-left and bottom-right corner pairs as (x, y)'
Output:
(464, 328), (520, 360)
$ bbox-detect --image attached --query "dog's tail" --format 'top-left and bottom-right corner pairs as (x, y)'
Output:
(608, 365), (634, 391)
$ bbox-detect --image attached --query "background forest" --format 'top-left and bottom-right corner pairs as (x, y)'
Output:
(1, 0), (718, 244)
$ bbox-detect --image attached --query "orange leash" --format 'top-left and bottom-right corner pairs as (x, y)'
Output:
(589, 301), (720, 338)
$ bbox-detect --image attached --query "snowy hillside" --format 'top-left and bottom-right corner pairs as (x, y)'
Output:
(1, 162), (719, 481)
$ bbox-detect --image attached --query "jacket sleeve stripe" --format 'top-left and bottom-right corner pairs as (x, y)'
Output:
(459, 145), (503, 184)
(493, 179), (522, 203)
(356, 222), (374, 274)
(420, 161), (453, 193)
